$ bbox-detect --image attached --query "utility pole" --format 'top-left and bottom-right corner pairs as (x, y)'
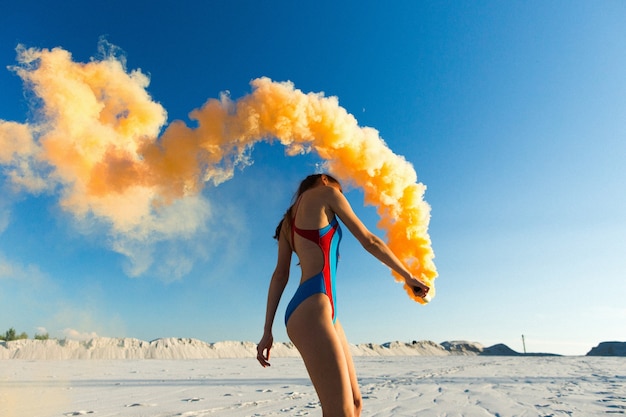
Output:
(522, 334), (527, 354)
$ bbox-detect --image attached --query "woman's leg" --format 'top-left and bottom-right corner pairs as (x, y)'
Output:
(286, 294), (355, 417)
(334, 320), (362, 416)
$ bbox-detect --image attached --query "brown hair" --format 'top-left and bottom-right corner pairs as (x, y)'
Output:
(273, 173), (341, 240)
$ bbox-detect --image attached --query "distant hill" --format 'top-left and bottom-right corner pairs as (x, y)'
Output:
(481, 343), (521, 356)
(586, 341), (626, 357)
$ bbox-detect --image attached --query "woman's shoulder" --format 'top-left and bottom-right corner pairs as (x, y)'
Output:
(305, 185), (340, 204)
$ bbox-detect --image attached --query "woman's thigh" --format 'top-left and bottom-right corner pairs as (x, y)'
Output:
(286, 294), (354, 416)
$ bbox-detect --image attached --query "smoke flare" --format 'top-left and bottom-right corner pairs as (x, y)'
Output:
(0, 44), (437, 302)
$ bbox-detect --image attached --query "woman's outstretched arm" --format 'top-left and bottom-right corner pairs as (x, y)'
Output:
(257, 228), (292, 367)
(327, 186), (430, 296)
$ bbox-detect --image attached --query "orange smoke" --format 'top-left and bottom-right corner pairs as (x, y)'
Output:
(0, 44), (437, 301)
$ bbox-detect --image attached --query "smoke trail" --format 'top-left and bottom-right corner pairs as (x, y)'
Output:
(0, 43), (437, 301)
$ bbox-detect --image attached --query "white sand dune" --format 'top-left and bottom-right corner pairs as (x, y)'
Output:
(0, 337), (497, 360)
(1, 356), (624, 416)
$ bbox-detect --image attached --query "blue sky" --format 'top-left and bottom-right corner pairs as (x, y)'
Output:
(1, 1), (625, 355)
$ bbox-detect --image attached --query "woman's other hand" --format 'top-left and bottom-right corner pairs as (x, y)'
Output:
(257, 332), (274, 367)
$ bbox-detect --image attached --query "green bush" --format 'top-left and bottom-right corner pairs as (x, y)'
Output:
(1, 328), (29, 341)
(34, 333), (50, 340)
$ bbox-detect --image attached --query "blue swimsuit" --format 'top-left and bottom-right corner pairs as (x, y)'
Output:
(284, 205), (342, 326)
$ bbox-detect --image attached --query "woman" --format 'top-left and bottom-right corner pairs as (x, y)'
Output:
(257, 173), (430, 416)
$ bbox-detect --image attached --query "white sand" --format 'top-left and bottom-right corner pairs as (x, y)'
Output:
(1, 355), (624, 417)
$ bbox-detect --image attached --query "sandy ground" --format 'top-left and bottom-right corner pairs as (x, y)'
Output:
(1, 356), (624, 417)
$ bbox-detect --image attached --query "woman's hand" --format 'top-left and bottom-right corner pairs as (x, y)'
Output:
(256, 332), (274, 367)
(406, 275), (430, 298)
